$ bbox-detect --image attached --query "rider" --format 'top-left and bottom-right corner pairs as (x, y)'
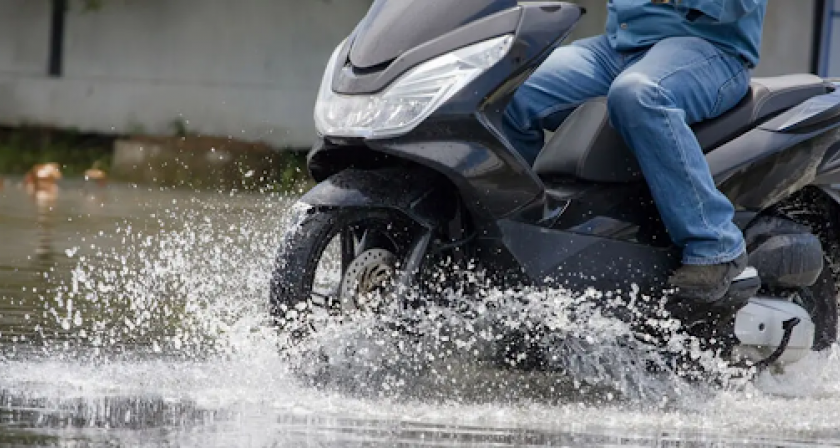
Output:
(503, 0), (766, 304)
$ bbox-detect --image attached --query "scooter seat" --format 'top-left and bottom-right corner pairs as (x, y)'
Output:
(533, 74), (832, 183)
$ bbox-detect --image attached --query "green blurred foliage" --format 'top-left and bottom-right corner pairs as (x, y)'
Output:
(0, 126), (312, 192)
(0, 127), (113, 176)
(78, 0), (104, 11)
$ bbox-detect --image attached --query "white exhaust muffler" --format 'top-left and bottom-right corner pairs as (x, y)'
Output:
(731, 297), (815, 367)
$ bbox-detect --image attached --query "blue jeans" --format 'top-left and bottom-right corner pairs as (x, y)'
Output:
(503, 35), (750, 266)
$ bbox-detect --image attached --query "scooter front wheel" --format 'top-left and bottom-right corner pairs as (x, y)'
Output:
(269, 205), (419, 339)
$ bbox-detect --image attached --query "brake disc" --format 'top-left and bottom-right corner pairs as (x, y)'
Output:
(339, 248), (398, 311)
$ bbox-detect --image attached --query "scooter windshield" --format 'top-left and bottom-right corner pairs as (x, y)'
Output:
(349, 0), (518, 69)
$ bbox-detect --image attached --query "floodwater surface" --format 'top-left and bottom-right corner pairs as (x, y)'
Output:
(2, 178), (840, 447)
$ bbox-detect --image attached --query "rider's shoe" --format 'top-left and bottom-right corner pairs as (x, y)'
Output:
(668, 251), (752, 304)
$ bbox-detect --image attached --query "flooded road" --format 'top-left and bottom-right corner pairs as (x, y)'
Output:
(2, 178), (840, 447)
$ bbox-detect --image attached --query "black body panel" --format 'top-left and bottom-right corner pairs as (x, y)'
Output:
(334, 8), (523, 95)
(348, 0), (516, 69)
(814, 134), (840, 185)
(714, 127), (840, 210)
(495, 218), (679, 292)
(333, 1), (582, 95)
(365, 119), (543, 221)
(299, 167), (456, 230)
(710, 88), (840, 186)
(759, 85), (840, 133)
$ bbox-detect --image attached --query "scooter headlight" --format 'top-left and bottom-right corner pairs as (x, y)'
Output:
(314, 34), (514, 139)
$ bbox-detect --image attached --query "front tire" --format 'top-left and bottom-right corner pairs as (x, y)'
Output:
(269, 205), (418, 337)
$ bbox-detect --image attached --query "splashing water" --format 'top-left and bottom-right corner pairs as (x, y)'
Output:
(24, 194), (282, 360)
(3, 185), (840, 445)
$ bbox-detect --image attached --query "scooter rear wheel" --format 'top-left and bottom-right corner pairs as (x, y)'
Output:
(775, 189), (840, 351)
(269, 205), (417, 339)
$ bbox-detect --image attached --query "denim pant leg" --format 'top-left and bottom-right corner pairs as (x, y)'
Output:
(607, 37), (750, 265)
(502, 35), (625, 165)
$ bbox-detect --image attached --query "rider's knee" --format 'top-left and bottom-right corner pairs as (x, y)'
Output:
(606, 72), (663, 121)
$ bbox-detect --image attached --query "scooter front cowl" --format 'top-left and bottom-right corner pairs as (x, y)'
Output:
(311, 2), (586, 219)
(347, 0), (518, 71)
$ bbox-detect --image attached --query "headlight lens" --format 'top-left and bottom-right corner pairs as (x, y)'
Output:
(314, 34), (514, 139)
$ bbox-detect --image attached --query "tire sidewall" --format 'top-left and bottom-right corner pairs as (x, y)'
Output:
(269, 206), (415, 327)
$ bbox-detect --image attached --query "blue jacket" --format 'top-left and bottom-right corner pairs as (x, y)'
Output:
(605, 0), (767, 67)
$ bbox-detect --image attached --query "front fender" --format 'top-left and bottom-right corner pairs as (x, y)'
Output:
(299, 167), (456, 229)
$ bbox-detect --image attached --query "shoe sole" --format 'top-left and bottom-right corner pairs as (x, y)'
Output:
(674, 266), (760, 307)
(715, 267), (761, 308)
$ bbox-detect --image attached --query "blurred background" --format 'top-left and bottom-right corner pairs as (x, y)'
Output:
(0, 0), (837, 189)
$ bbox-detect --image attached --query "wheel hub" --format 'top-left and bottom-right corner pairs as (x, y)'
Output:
(339, 248), (398, 311)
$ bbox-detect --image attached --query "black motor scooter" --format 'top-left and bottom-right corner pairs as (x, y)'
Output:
(271, 0), (840, 370)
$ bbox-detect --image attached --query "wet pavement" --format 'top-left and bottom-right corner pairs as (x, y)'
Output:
(2, 178), (840, 447)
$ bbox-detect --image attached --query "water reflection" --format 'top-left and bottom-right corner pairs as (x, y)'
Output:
(20, 163), (62, 261)
(34, 194), (56, 261)
(1, 389), (836, 447)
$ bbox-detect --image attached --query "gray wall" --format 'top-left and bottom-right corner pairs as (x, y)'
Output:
(0, 1), (50, 76)
(0, 0), (370, 148)
(0, 0), (822, 148)
(823, 1), (840, 77)
(755, 0), (818, 76)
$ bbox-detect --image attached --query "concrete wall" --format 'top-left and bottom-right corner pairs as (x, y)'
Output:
(0, 1), (50, 76)
(752, 0), (818, 76)
(823, 0), (840, 77)
(0, 0), (370, 148)
(0, 0), (823, 149)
